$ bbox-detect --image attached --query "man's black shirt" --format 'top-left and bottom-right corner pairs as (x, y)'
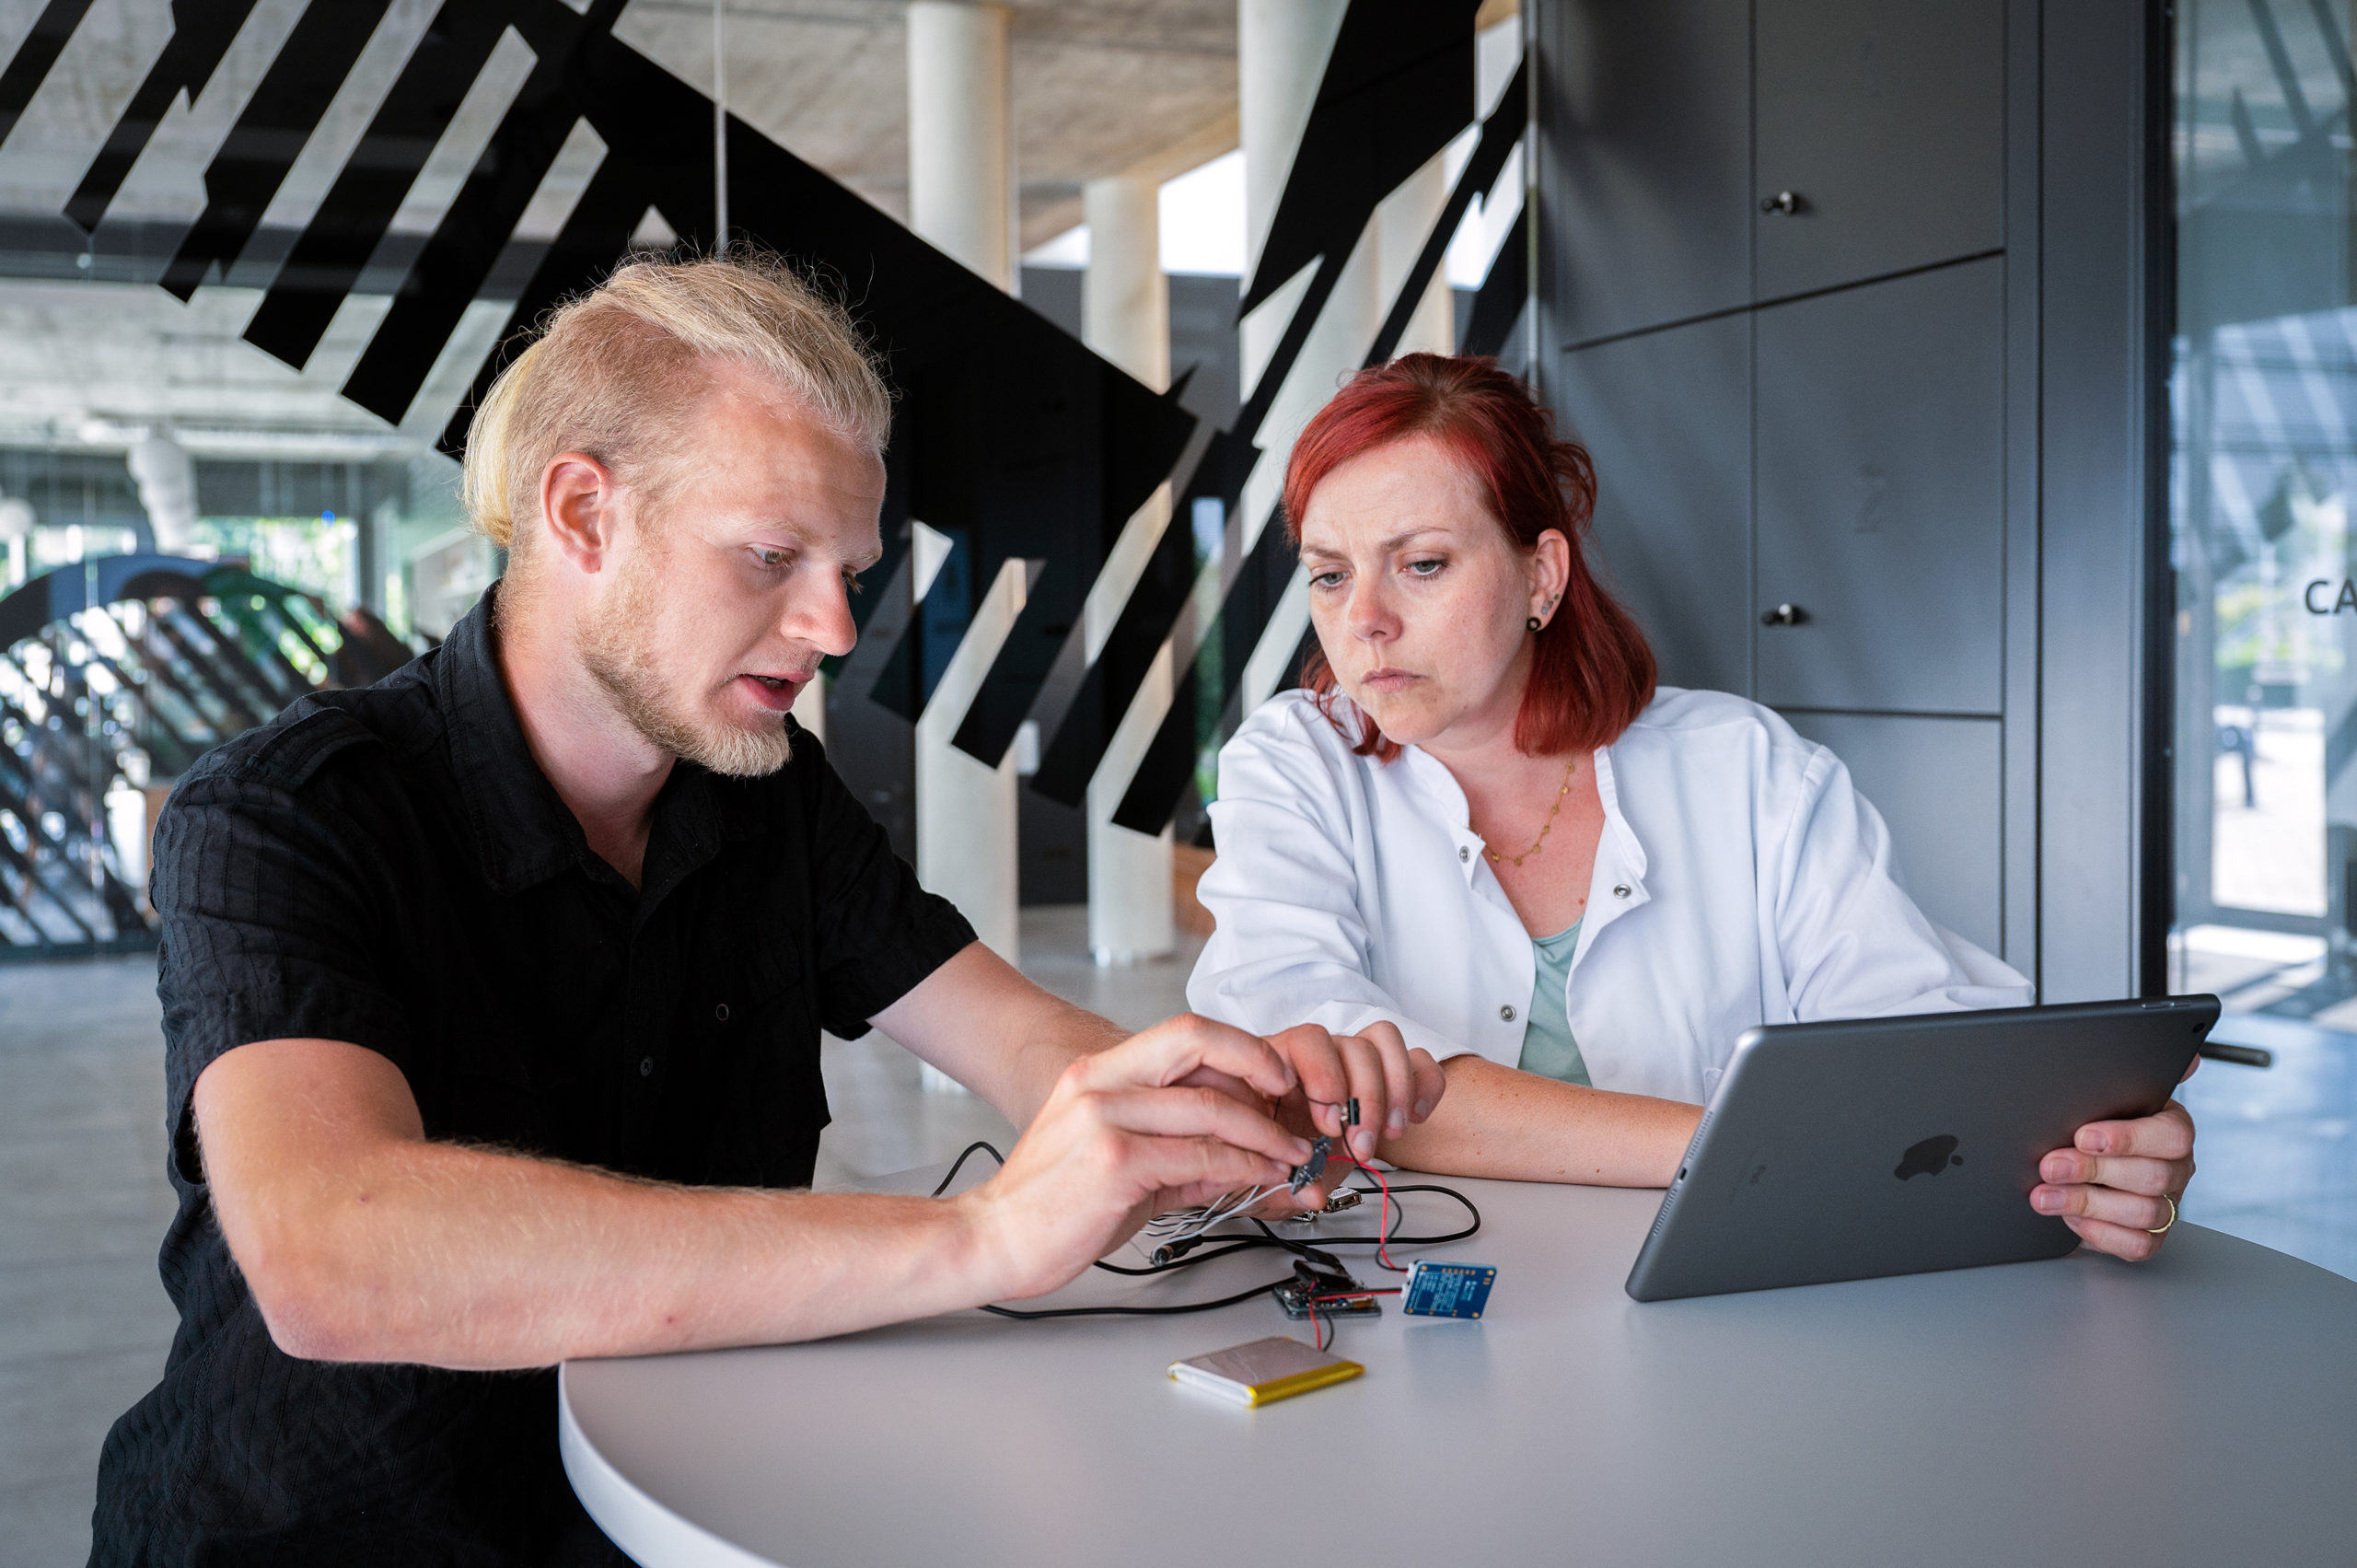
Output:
(92, 591), (975, 1566)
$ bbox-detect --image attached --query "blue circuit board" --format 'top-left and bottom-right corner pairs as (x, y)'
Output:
(1399, 1260), (1497, 1318)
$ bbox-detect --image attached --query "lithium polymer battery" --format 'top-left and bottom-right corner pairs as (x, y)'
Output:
(1168, 1336), (1364, 1407)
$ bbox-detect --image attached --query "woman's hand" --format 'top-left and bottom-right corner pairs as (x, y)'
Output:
(1259, 1019), (1446, 1161)
(1167, 1017), (1445, 1215)
(2028, 1098), (2197, 1261)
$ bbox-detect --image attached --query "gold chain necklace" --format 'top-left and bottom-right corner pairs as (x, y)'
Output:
(1483, 755), (1580, 868)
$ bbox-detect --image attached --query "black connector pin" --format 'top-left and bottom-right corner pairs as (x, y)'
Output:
(1287, 1135), (1331, 1194)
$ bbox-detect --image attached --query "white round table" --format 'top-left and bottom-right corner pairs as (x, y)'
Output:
(562, 1167), (2357, 1567)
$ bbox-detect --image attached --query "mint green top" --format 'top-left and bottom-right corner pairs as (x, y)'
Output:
(1515, 920), (1591, 1086)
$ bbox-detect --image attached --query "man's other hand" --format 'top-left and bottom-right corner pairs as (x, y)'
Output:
(956, 1015), (1311, 1301)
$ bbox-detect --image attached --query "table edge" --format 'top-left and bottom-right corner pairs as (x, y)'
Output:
(560, 1363), (785, 1568)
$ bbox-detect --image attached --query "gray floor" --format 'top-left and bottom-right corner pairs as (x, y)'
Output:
(4, 910), (2351, 1565)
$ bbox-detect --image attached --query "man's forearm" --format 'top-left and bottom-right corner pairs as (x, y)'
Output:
(241, 1134), (1005, 1370)
(871, 942), (1127, 1129)
(1376, 1054), (1701, 1187)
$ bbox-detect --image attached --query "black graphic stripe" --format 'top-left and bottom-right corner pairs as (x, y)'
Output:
(1365, 59), (1525, 368)
(159, 0), (395, 299)
(64, 0), (258, 234)
(344, 0), (630, 424)
(1111, 507), (1298, 834)
(244, 2), (511, 368)
(1461, 203), (1527, 358)
(0, 0), (97, 150)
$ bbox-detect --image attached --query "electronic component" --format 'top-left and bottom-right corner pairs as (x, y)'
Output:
(1273, 1258), (1381, 1321)
(1168, 1336), (1364, 1407)
(1287, 1134), (1331, 1194)
(1273, 1281), (1382, 1320)
(1399, 1260), (1498, 1318)
(1281, 1187), (1363, 1224)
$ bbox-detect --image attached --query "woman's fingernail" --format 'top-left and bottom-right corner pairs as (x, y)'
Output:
(2034, 1188), (2063, 1213)
(1413, 1098), (1433, 1120)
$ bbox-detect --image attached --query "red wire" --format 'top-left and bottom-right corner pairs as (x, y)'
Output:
(1344, 1145), (1406, 1273)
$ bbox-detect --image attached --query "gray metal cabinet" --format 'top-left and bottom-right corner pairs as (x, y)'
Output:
(1754, 258), (2005, 715)
(1781, 710), (2004, 956)
(1754, 0), (2006, 299)
(1558, 315), (1751, 695)
(1540, 0), (1751, 344)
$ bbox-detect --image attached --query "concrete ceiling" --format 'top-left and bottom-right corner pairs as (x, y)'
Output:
(617, 0), (1241, 249)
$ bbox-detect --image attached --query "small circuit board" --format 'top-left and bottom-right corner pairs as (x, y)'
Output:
(1399, 1260), (1498, 1319)
(1275, 1258), (1381, 1320)
(1274, 1281), (1383, 1320)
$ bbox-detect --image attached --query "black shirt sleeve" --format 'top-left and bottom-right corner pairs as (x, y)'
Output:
(154, 727), (416, 1170)
(791, 726), (978, 1036)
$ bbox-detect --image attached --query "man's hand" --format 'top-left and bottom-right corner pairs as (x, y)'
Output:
(955, 1015), (1313, 1301)
(2030, 1098), (2197, 1261)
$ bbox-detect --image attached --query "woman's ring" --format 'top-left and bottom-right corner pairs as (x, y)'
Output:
(2146, 1193), (2178, 1235)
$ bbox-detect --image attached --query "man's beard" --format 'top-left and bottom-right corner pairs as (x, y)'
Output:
(576, 546), (794, 778)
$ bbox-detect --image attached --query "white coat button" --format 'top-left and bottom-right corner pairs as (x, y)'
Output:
(1613, 884), (1632, 899)
(1499, 1005), (1517, 1022)
(1458, 846), (1469, 863)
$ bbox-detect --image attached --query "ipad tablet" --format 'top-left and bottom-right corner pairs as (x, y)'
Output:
(1624, 995), (2218, 1303)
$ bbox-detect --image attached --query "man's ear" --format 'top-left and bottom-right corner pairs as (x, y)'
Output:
(539, 452), (621, 575)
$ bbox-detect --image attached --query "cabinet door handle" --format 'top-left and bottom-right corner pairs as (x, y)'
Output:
(1759, 191), (1802, 215)
(1760, 603), (1809, 626)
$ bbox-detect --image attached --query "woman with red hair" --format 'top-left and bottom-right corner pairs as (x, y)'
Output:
(1186, 354), (2192, 1262)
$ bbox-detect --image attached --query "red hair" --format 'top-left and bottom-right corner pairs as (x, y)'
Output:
(1285, 354), (1657, 761)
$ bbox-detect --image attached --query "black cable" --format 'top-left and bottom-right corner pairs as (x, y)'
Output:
(927, 1147), (1480, 1255)
(922, 1137), (1482, 1320)
(978, 1277), (1295, 1320)
(1347, 1182), (1481, 1249)
(929, 1140), (1007, 1198)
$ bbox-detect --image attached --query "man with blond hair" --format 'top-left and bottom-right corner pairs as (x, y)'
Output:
(92, 255), (1442, 1564)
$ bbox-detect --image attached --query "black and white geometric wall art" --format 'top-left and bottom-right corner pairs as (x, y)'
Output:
(0, 0), (1531, 847)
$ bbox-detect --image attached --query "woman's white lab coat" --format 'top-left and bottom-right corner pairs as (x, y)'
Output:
(1186, 686), (2031, 1106)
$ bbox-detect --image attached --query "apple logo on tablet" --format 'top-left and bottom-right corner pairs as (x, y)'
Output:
(1895, 1134), (1964, 1180)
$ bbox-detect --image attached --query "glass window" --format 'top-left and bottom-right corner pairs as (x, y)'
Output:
(2171, 0), (2357, 1024)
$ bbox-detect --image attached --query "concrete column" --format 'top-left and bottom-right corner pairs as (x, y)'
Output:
(915, 556), (1028, 966)
(790, 671), (826, 748)
(1083, 175), (1167, 389)
(907, 0), (1019, 1048)
(1236, 0), (1376, 715)
(907, 2), (1012, 289)
(1083, 173), (1176, 964)
(1240, 0), (1348, 275)
(1378, 154), (1456, 357)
